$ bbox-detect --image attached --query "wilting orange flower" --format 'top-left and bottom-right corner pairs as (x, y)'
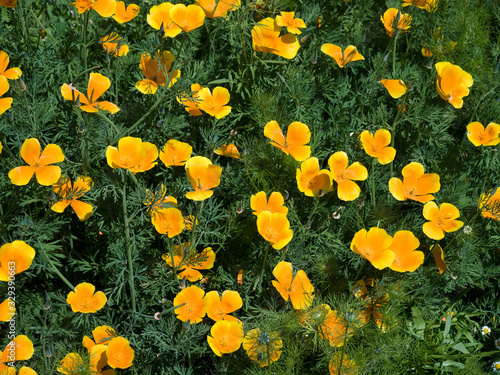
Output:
(360, 129), (396, 165)
(113, 1), (139, 23)
(329, 353), (357, 375)
(317, 305), (352, 346)
(205, 290), (243, 321)
(467, 122), (500, 147)
(380, 79), (407, 99)
(106, 337), (134, 369)
(479, 187), (500, 222)
(100, 32), (129, 57)
(195, 0), (240, 18)
(0, 0), (17, 8)
(250, 191), (288, 216)
(177, 83), (204, 116)
(243, 328), (282, 367)
(163, 243), (215, 281)
(252, 17), (300, 59)
(173, 285), (206, 323)
(435, 62), (473, 109)
(207, 320), (244, 356)
(83, 325), (116, 351)
(0, 51), (22, 80)
(350, 228), (395, 270)
(51, 176), (94, 221)
(136, 51), (181, 94)
(0, 335), (34, 374)
(272, 261), (314, 309)
(257, 212), (293, 250)
(296, 157), (331, 197)
(185, 156), (222, 201)
(147, 2), (182, 38)
(328, 151), (367, 201)
(264, 120), (311, 161)
(275, 11), (306, 34)
(0, 298), (15, 322)
(402, 0), (438, 12)
(66, 282), (107, 313)
(106, 136), (144, 171)
(0, 241), (35, 281)
(196, 86), (231, 119)
(321, 44), (364, 68)
(151, 207), (185, 237)
(431, 243), (446, 274)
(8, 138), (65, 186)
(380, 8), (411, 37)
(387, 230), (423, 272)
(389, 162), (440, 203)
(71, 0), (116, 17)
(159, 139), (193, 167)
(0, 76), (13, 116)
(422, 202), (464, 240)
(214, 144), (240, 159)
(61, 73), (119, 114)
(169, 4), (205, 32)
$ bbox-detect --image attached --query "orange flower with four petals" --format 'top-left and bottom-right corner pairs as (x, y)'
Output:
(0, 241), (36, 281)
(252, 17), (300, 59)
(435, 62), (473, 109)
(66, 282), (107, 313)
(380, 8), (411, 37)
(275, 11), (306, 34)
(197, 86), (231, 119)
(257, 212), (293, 250)
(328, 151), (368, 201)
(159, 139), (193, 167)
(51, 175), (94, 221)
(422, 202), (464, 240)
(205, 290), (243, 321)
(466, 122), (500, 146)
(360, 129), (396, 165)
(272, 261), (314, 309)
(207, 320), (244, 356)
(389, 162), (440, 203)
(136, 51), (181, 94)
(250, 191), (288, 216)
(173, 285), (206, 323)
(151, 207), (185, 237)
(296, 157), (331, 197)
(185, 156), (222, 201)
(113, 1), (139, 23)
(264, 120), (311, 161)
(350, 228), (395, 270)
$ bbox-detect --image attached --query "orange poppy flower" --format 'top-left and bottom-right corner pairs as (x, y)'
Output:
(389, 162), (440, 203)
(106, 136), (144, 171)
(435, 62), (473, 109)
(113, 1), (139, 23)
(402, 0), (438, 12)
(320, 44), (364, 68)
(350, 228), (395, 270)
(296, 157), (332, 197)
(58, 345), (112, 375)
(207, 320), (244, 356)
(72, 0), (116, 16)
(243, 328), (282, 367)
(380, 8), (411, 37)
(272, 261), (314, 309)
(0, 298), (15, 322)
(159, 139), (193, 167)
(106, 337), (134, 369)
(214, 144), (240, 159)
(83, 325), (116, 351)
(177, 83), (204, 116)
(66, 282), (107, 313)
(61, 73), (119, 114)
(479, 187), (500, 222)
(136, 51), (181, 94)
(128, 141), (158, 174)
(252, 17), (300, 59)
(144, 184), (178, 216)
(100, 32), (129, 57)
(147, 2), (182, 38)
(17, 367), (37, 375)
(257, 212), (293, 250)
(151, 207), (185, 237)
(359, 293), (388, 329)
(205, 290), (243, 321)
(422, 202), (464, 240)
(169, 4), (205, 32)
(185, 156), (222, 201)
(328, 151), (367, 201)
(51, 176), (94, 221)
(387, 230), (423, 272)
(250, 191), (288, 216)
(275, 11), (306, 34)
(196, 86), (231, 119)
(466, 122), (500, 147)
(317, 305), (352, 346)
(0, 335), (34, 374)
(329, 353), (357, 375)
(195, 0), (240, 18)
(8, 138), (65, 186)
(0, 241), (35, 281)
(380, 79), (407, 99)
(360, 129), (396, 165)
(58, 352), (85, 375)
(0, 51), (22, 80)
(264, 120), (311, 161)
(173, 285), (206, 323)
(0, 76), (13, 116)
(0, 0), (17, 8)
(163, 243), (215, 281)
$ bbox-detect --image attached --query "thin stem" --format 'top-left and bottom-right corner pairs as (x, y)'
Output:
(353, 259), (367, 282)
(254, 242), (271, 291)
(122, 176), (137, 313)
(480, 149), (496, 194)
(38, 240), (75, 290)
(306, 196), (320, 228)
(392, 34), (399, 75)
(388, 94), (407, 179)
(371, 158), (376, 208)
(82, 11), (89, 71)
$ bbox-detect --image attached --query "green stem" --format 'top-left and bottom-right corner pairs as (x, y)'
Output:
(371, 158), (376, 208)
(38, 240), (75, 290)
(306, 196), (320, 228)
(353, 259), (366, 282)
(392, 34), (399, 75)
(480, 149), (496, 194)
(254, 242), (271, 291)
(82, 11), (89, 71)
(388, 94), (407, 179)
(122, 176), (137, 313)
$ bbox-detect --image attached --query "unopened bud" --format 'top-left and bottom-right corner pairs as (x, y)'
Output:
(230, 129), (238, 137)
(305, 220), (312, 230)
(154, 312), (161, 320)
(179, 276), (186, 289)
(17, 78), (26, 92)
(236, 201), (243, 214)
(46, 346), (53, 358)
(283, 190), (289, 200)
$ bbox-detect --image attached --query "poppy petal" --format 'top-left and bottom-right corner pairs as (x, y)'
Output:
(8, 166), (36, 185)
(39, 144), (65, 166)
(135, 79), (158, 94)
(0, 97), (13, 115)
(35, 166), (62, 186)
(51, 200), (71, 213)
(20, 138), (41, 165)
(264, 120), (287, 152)
(92, 0), (116, 17)
(423, 221), (445, 240)
(3, 67), (22, 80)
(337, 180), (361, 201)
(71, 200), (94, 221)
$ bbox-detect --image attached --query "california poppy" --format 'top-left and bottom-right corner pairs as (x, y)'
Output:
(380, 79), (407, 99)
(136, 51), (181, 94)
(59, 345), (114, 375)
(275, 11), (306, 34)
(257, 212), (293, 250)
(389, 162), (440, 203)
(250, 191), (288, 216)
(71, 0), (116, 17)
(83, 325), (116, 351)
(252, 18), (300, 59)
(387, 230), (423, 272)
(0, 241), (35, 282)
(61, 73), (120, 114)
(100, 33), (129, 57)
(8, 138), (65, 186)
(0, 76), (13, 116)
(177, 83), (204, 116)
(128, 141), (159, 174)
(296, 157), (332, 197)
(402, 0), (438, 12)
(272, 261), (314, 309)
(0, 0), (17, 7)
(0, 335), (34, 374)
(197, 86), (231, 119)
(214, 144), (240, 159)
(0, 298), (15, 322)
(184, 215), (198, 230)
(113, 1), (139, 23)
(205, 290), (243, 321)
(185, 156), (222, 201)
(159, 139), (193, 167)
(243, 328), (282, 367)
(106, 136), (144, 171)
(163, 243), (215, 281)
(52, 175), (94, 221)
(147, 2), (182, 38)
(66, 282), (107, 313)
(479, 187), (500, 222)
(106, 337), (134, 369)
(144, 184), (177, 216)
(151, 207), (185, 237)
(321, 44), (364, 68)
(435, 62), (473, 109)
(466, 122), (500, 147)
(380, 8), (411, 37)
(195, 0), (240, 18)
(422, 202), (464, 240)
(169, 4), (205, 32)
(328, 151), (368, 201)
(207, 320), (244, 356)
(173, 285), (206, 323)
(431, 243), (446, 274)
(0, 51), (22, 80)
(360, 129), (396, 164)
(350, 228), (395, 270)
(360, 293), (389, 329)
(317, 305), (352, 346)
(329, 353), (357, 375)
(264, 120), (311, 161)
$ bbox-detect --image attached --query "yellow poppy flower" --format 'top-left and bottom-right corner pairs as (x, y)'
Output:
(207, 320), (244, 356)
(389, 162), (440, 203)
(0, 335), (34, 373)
(163, 243), (215, 281)
(272, 261), (314, 309)
(328, 151), (367, 201)
(195, 0), (240, 18)
(106, 136), (145, 171)
(113, 1), (139, 23)
(0, 299), (15, 322)
(257, 212), (293, 250)
(380, 79), (407, 98)
(0, 76), (12, 116)
(321, 44), (364, 68)
(252, 17), (300, 59)
(250, 191), (288, 216)
(466, 122), (500, 146)
(329, 353), (357, 375)
(350, 228), (395, 270)
(387, 230), (423, 272)
(296, 157), (332, 197)
(197, 86), (231, 119)
(0, 241), (36, 281)
(147, 2), (182, 38)
(169, 4), (205, 32)
(71, 0), (116, 17)
(151, 207), (185, 237)
(159, 139), (193, 167)
(100, 32), (129, 57)
(435, 62), (473, 109)
(380, 8), (411, 37)
(205, 290), (243, 321)
(275, 11), (306, 34)
(185, 156), (222, 201)
(51, 176), (94, 221)
(106, 337), (134, 369)
(479, 187), (500, 222)
(177, 83), (204, 116)
(173, 285), (206, 323)
(422, 202), (464, 240)
(214, 144), (240, 159)
(264, 120), (311, 161)
(66, 282), (107, 313)
(136, 51), (180, 94)
(360, 129), (396, 164)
